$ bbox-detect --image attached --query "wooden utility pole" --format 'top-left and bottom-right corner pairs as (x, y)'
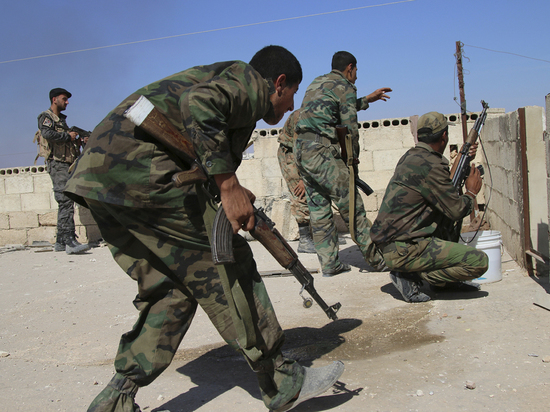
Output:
(455, 41), (479, 223)
(455, 41), (469, 142)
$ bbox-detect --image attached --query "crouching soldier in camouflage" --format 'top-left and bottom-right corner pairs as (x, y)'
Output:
(370, 112), (488, 302)
(64, 46), (344, 412)
(38, 88), (90, 254)
(277, 109), (316, 254)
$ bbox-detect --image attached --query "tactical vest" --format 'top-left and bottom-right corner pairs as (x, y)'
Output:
(40, 109), (80, 164)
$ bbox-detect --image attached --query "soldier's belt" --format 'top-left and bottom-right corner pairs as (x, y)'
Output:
(296, 132), (337, 146)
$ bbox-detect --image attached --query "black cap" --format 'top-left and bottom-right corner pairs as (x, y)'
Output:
(49, 88), (72, 101)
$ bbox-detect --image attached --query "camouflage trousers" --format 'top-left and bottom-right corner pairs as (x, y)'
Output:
(85, 199), (303, 412)
(295, 133), (382, 272)
(47, 159), (75, 237)
(378, 236), (488, 286)
(277, 144), (309, 225)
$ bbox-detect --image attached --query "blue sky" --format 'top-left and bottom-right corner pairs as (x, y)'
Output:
(1, 0), (548, 168)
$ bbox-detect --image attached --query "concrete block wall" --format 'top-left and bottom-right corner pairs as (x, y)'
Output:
(0, 165), (100, 246)
(480, 111), (524, 264)
(2, 107), (546, 267)
(480, 106), (549, 269)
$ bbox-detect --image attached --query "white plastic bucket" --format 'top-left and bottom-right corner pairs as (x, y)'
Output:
(460, 230), (503, 284)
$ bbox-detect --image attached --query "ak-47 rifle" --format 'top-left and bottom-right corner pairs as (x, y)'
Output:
(123, 95), (341, 321)
(450, 100), (489, 189)
(336, 125), (373, 196)
(70, 126), (91, 138)
(212, 205), (341, 320)
(70, 126), (92, 147)
(444, 100), (489, 242)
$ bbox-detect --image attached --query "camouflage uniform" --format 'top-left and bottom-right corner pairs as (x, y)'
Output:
(37, 109), (80, 240)
(65, 61), (303, 411)
(277, 110), (309, 225)
(370, 142), (488, 286)
(294, 70), (382, 272)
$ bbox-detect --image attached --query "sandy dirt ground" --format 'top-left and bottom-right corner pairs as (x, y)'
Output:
(1, 236), (549, 412)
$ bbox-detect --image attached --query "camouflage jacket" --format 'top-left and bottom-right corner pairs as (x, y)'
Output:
(37, 109), (80, 163)
(295, 70), (369, 158)
(277, 109), (300, 148)
(370, 142), (475, 244)
(65, 61), (275, 208)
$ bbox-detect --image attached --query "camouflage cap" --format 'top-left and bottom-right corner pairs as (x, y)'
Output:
(417, 111), (450, 137)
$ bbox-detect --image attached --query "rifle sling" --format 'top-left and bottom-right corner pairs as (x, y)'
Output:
(197, 183), (263, 361)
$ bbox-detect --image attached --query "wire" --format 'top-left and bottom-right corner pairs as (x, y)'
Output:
(0, 0), (416, 65)
(463, 44), (550, 64)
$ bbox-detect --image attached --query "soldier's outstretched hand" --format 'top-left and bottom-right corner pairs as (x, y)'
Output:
(366, 87), (392, 103)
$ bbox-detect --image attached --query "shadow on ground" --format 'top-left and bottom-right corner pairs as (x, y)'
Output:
(156, 302), (442, 411)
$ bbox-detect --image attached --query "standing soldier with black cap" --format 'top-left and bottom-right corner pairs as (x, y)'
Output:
(37, 88), (90, 254)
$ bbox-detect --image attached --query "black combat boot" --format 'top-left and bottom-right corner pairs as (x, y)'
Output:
(389, 271), (431, 303)
(54, 235), (66, 252)
(297, 223), (316, 254)
(63, 233), (91, 255)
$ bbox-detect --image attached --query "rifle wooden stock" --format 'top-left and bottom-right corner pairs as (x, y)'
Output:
(212, 205), (342, 321)
(123, 95), (208, 187)
(335, 125), (374, 196)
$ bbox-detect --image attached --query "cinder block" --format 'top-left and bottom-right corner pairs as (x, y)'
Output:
(33, 174), (53, 193)
(264, 178), (283, 198)
(0, 194), (22, 213)
(0, 228), (27, 246)
(28, 226), (56, 245)
(9, 211), (39, 229)
(361, 170), (394, 192)
(21, 193), (51, 211)
(39, 211), (57, 226)
(0, 213), (8, 229)
(253, 137), (279, 159)
(361, 127), (410, 151)
(270, 199), (297, 240)
(357, 151), (374, 172)
(5, 175), (34, 194)
(373, 149), (408, 172)
(237, 158), (262, 177)
(239, 176), (264, 199)
(263, 157), (283, 179)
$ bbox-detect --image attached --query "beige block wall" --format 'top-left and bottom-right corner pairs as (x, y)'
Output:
(0, 168), (99, 246)
(480, 106), (548, 268)
(2, 107), (547, 266)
